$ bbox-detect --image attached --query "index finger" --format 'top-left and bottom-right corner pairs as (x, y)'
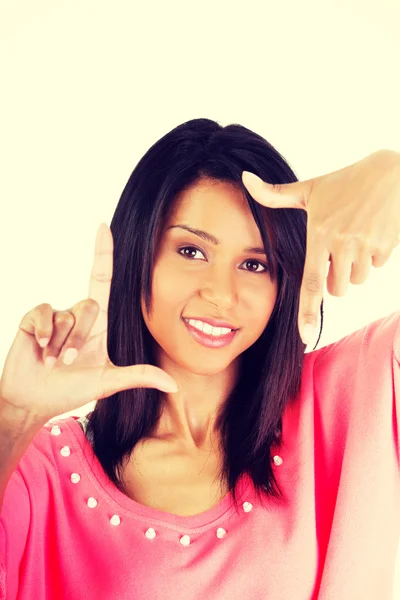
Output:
(88, 222), (114, 338)
(298, 234), (329, 345)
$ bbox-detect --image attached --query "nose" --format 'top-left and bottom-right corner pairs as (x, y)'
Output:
(199, 263), (237, 309)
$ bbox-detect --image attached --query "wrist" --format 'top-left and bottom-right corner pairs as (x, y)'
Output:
(0, 398), (47, 436)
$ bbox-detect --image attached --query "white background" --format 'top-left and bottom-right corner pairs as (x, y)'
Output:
(1, 0), (399, 595)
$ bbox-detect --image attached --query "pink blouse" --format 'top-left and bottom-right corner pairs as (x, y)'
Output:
(1, 310), (400, 599)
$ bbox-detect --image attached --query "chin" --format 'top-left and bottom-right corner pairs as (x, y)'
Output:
(175, 356), (238, 377)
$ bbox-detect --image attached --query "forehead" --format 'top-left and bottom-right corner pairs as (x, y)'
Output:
(168, 179), (254, 224)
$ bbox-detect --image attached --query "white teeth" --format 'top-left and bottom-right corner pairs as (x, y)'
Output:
(184, 318), (232, 336)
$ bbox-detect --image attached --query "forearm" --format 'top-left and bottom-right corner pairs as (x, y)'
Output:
(0, 400), (45, 514)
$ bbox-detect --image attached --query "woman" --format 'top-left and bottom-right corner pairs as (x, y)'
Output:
(1, 118), (399, 599)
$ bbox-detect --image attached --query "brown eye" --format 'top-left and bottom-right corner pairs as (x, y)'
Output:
(178, 247), (268, 273)
(178, 246), (204, 260)
(242, 260), (268, 274)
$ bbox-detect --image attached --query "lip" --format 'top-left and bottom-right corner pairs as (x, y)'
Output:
(182, 316), (239, 330)
(182, 317), (238, 348)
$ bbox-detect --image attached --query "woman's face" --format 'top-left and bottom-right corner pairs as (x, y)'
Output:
(141, 178), (279, 376)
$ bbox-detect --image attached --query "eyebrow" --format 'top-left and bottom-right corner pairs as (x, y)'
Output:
(167, 224), (267, 255)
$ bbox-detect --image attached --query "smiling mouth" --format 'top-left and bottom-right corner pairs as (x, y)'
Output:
(181, 317), (239, 348)
(182, 317), (238, 333)
(182, 317), (239, 331)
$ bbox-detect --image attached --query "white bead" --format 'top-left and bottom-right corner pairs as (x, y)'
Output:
(216, 527), (226, 539)
(51, 425), (61, 436)
(243, 501), (253, 512)
(110, 515), (121, 526)
(60, 446), (71, 457)
(180, 534), (191, 546)
(87, 497), (98, 508)
(273, 455), (283, 466)
(70, 473), (80, 484)
(145, 528), (156, 539)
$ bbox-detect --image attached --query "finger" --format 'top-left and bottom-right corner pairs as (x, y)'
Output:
(350, 248), (373, 285)
(20, 303), (54, 348)
(372, 244), (395, 268)
(42, 311), (76, 364)
(88, 223), (113, 338)
(299, 236), (330, 346)
(101, 363), (179, 396)
(325, 245), (353, 296)
(47, 301), (100, 366)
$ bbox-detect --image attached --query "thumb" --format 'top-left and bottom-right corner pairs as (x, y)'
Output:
(101, 363), (179, 397)
(242, 171), (309, 210)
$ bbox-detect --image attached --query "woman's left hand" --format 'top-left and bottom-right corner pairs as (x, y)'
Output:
(241, 149), (400, 345)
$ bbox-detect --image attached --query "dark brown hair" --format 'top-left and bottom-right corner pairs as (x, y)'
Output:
(86, 118), (324, 514)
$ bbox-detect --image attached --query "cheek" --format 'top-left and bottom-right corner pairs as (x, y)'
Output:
(244, 284), (278, 329)
(155, 262), (182, 289)
(151, 262), (192, 316)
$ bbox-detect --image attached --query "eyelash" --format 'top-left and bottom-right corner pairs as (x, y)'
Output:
(177, 246), (269, 274)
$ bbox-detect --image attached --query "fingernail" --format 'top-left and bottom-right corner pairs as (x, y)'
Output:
(302, 324), (315, 345)
(45, 356), (56, 367)
(39, 338), (50, 348)
(161, 381), (178, 393)
(63, 348), (78, 365)
(242, 171), (263, 188)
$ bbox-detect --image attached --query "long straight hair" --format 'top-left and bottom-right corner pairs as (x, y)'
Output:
(86, 118), (324, 514)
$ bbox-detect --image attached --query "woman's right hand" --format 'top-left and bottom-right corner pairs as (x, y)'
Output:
(0, 223), (178, 425)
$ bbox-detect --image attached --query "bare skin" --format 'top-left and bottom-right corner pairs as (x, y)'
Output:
(117, 178), (278, 514)
(140, 178), (278, 451)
